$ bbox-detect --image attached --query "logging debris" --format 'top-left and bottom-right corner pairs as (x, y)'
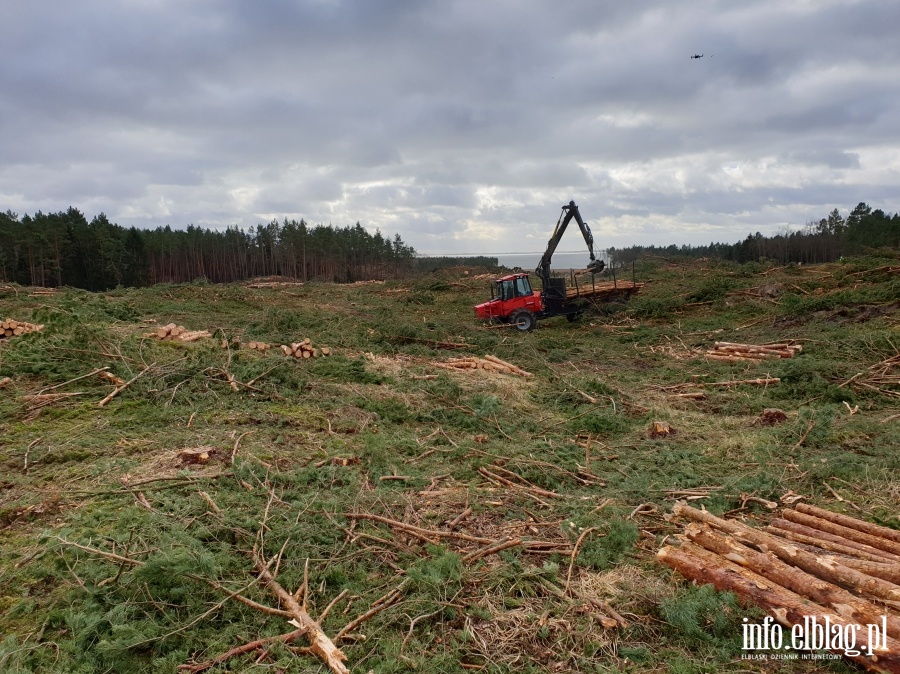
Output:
(840, 354), (900, 399)
(0, 318), (44, 339)
(149, 323), (212, 342)
(432, 355), (533, 377)
(703, 340), (802, 363)
(654, 376), (781, 393)
(659, 502), (900, 672)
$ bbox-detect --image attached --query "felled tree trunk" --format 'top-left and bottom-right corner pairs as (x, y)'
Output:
(673, 505), (900, 605)
(767, 519), (900, 563)
(782, 509), (900, 557)
(657, 542), (900, 673)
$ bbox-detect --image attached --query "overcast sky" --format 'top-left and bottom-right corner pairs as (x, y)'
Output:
(2, 1), (899, 256)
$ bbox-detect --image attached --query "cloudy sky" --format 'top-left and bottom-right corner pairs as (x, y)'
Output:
(2, 1), (899, 256)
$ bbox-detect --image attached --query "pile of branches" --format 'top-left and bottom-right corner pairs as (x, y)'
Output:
(703, 341), (802, 363)
(432, 355), (533, 377)
(1, 318), (44, 340)
(842, 354), (900, 399)
(658, 502), (900, 672)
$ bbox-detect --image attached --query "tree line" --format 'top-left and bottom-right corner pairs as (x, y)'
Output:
(0, 208), (419, 290)
(609, 202), (899, 265)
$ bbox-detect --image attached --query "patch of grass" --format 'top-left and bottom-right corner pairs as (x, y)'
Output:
(0, 258), (890, 674)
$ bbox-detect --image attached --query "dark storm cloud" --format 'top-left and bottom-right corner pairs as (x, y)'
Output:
(1, 1), (899, 251)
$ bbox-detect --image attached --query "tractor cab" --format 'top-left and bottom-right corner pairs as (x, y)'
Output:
(473, 272), (543, 322)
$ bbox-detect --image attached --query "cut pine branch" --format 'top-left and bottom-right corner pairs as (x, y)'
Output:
(97, 363), (156, 408)
(250, 551), (349, 674)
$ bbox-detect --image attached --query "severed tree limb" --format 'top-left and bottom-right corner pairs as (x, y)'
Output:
(478, 467), (561, 499)
(462, 537), (522, 563)
(55, 536), (144, 567)
(565, 527), (599, 592)
(346, 512), (494, 545)
(334, 579), (408, 642)
(178, 628), (308, 673)
(97, 363), (155, 407)
(251, 550), (349, 674)
(318, 589), (349, 623)
(38, 366), (110, 394)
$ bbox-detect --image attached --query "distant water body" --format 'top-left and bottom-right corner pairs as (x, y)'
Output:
(419, 251), (610, 272)
(495, 252), (600, 270)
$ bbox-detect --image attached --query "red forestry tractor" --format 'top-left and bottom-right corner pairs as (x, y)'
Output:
(473, 201), (641, 331)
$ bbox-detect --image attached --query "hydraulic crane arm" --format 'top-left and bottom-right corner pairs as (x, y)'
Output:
(535, 201), (604, 288)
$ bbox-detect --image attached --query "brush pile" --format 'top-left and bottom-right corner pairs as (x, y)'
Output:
(658, 502), (900, 672)
(843, 354), (900, 399)
(151, 323), (212, 342)
(0, 319), (44, 339)
(703, 341), (802, 363)
(432, 355), (533, 377)
(280, 338), (331, 359)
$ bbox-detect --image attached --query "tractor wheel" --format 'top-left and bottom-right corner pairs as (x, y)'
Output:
(510, 310), (536, 332)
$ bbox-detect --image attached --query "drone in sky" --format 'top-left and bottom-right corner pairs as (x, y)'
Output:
(690, 53), (704, 59)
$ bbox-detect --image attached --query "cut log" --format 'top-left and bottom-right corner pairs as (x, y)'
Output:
(768, 519), (900, 563)
(795, 503), (900, 545)
(782, 509), (900, 557)
(657, 542), (900, 673)
(831, 557), (900, 586)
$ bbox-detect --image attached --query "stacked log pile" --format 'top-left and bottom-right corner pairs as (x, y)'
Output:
(247, 341), (271, 353)
(433, 355), (533, 377)
(658, 503), (900, 672)
(704, 341), (802, 363)
(152, 324), (212, 342)
(280, 338), (331, 360)
(1, 319), (44, 340)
